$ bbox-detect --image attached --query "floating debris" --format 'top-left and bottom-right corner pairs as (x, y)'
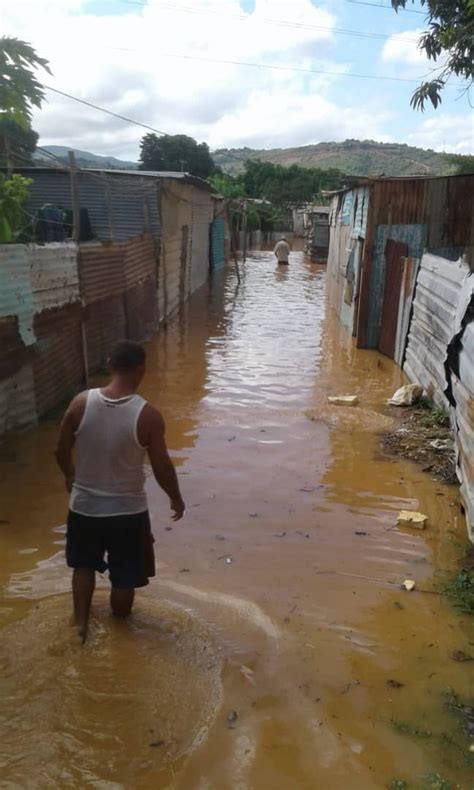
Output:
(402, 580), (416, 592)
(397, 510), (428, 529)
(327, 395), (358, 406)
(388, 384), (423, 406)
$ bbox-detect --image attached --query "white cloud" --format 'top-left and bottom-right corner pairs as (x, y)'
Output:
(381, 28), (428, 68)
(1, 0), (393, 158)
(406, 114), (474, 155)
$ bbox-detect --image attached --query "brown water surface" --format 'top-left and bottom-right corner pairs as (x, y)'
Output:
(0, 251), (472, 789)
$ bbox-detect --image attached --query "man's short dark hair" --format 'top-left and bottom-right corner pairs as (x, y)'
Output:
(109, 340), (146, 371)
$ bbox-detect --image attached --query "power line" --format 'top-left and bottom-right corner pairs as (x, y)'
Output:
(121, 0), (420, 42)
(347, 0), (426, 14)
(108, 48), (421, 83)
(44, 85), (168, 136)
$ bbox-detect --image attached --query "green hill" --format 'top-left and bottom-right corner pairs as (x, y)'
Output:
(213, 139), (466, 177)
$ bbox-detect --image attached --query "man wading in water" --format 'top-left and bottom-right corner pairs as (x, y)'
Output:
(55, 340), (185, 643)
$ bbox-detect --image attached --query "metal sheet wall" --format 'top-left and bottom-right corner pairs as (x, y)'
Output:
(367, 223), (426, 349)
(23, 170), (161, 244)
(211, 218), (225, 270)
(190, 195), (214, 293)
(404, 253), (474, 539)
(32, 304), (84, 416)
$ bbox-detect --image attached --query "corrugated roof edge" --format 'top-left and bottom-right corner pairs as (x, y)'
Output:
(323, 171), (474, 196)
(3, 167), (217, 193)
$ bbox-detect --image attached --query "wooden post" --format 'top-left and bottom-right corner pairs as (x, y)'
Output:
(242, 199), (248, 264)
(68, 150), (80, 242)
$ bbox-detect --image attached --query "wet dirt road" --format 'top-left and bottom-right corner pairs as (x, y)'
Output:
(0, 250), (472, 789)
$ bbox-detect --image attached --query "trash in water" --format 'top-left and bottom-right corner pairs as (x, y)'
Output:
(327, 395), (358, 406)
(226, 710), (238, 727)
(240, 665), (255, 684)
(450, 650), (474, 663)
(397, 510), (428, 529)
(249, 512), (258, 518)
(430, 438), (451, 451)
(402, 580), (416, 591)
(387, 679), (404, 689)
(355, 531), (367, 536)
(226, 557), (233, 564)
(388, 384), (423, 406)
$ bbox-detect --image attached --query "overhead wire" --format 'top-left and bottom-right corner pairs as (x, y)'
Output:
(347, 0), (426, 14)
(120, 0), (420, 42)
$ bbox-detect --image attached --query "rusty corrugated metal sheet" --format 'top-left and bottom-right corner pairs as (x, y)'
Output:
(84, 295), (127, 373)
(0, 363), (37, 434)
(124, 277), (159, 340)
(79, 243), (126, 303)
(29, 243), (80, 312)
(123, 235), (156, 288)
(0, 245), (35, 346)
(33, 304), (85, 416)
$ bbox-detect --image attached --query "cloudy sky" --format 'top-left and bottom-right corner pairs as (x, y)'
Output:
(2, 0), (473, 161)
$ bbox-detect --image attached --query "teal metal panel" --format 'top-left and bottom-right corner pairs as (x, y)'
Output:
(367, 223), (427, 348)
(211, 218), (225, 270)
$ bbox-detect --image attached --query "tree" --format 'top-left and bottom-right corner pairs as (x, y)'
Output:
(0, 37), (50, 170)
(139, 133), (219, 179)
(208, 172), (245, 198)
(392, 1), (474, 110)
(0, 174), (33, 241)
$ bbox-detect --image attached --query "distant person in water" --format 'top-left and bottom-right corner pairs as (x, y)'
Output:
(274, 236), (290, 265)
(55, 340), (185, 643)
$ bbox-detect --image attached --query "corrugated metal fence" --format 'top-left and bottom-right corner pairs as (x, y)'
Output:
(0, 234), (159, 436)
(403, 252), (474, 540)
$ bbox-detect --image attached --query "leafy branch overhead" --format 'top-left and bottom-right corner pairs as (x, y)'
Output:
(391, 1), (474, 110)
(0, 37), (51, 128)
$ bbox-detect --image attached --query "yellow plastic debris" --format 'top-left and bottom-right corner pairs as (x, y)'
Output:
(402, 580), (416, 591)
(327, 395), (358, 406)
(397, 510), (428, 529)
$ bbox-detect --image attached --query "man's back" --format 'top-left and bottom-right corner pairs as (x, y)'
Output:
(274, 239), (290, 263)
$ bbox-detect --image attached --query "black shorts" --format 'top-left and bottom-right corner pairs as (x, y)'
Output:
(66, 510), (155, 589)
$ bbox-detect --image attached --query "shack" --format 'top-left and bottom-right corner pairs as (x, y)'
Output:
(327, 173), (474, 540)
(0, 166), (223, 436)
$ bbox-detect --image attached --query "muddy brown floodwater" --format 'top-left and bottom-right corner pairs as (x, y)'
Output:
(0, 250), (473, 789)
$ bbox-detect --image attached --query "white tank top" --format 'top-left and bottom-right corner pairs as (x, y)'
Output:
(69, 388), (148, 517)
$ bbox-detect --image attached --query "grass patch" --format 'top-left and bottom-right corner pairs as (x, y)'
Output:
(388, 775), (454, 790)
(391, 719), (432, 738)
(442, 567), (474, 614)
(419, 398), (450, 429)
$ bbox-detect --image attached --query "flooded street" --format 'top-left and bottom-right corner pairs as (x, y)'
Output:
(0, 250), (472, 789)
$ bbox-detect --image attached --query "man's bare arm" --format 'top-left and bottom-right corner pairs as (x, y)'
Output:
(143, 406), (185, 521)
(55, 393), (86, 492)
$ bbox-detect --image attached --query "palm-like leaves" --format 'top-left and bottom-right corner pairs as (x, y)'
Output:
(0, 37), (51, 127)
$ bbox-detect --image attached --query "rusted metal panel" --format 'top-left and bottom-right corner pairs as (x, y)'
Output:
(123, 235), (156, 288)
(367, 224), (426, 349)
(32, 304), (85, 416)
(0, 363), (37, 434)
(79, 243), (126, 303)
(124, 277), (159, 340)
(0, 317), (28, 380)
(29, 243), (80, 312)
(84, 295), (127, 373)
(0, 245), (35, 346)
(379, 240), (408, 359)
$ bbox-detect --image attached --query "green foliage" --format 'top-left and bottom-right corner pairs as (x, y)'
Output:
(443, 568), (474, 613)
(419, 399), (450, 428)
(0, 117), (38, 168)
(388, 781), (408, 790)
(242, 159), (345, 204)
(139, 133), (219, 179)
(0, 37), (51, 125)
(391, 1), (474, 110)
(443, 153), (474, 175)
(0, 173), (32, 242)
(208, 172), (245, 199)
